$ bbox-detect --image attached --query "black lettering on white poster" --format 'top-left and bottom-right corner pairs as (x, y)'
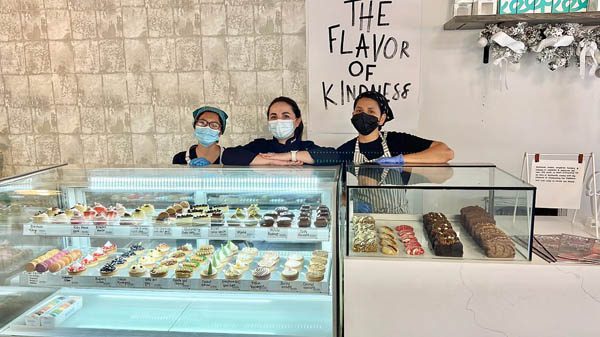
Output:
(308, 0), (421, 137)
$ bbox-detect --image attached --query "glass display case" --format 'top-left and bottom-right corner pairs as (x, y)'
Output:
(345, 164), (535, 261)
(0, 165), (341, 337)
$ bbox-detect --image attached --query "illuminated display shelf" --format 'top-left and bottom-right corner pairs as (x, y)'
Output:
(18, 252), (332, 294)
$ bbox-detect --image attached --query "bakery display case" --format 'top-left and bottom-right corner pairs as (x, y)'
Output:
(0, 165), (341, 337)
(345, 164), (535, 261)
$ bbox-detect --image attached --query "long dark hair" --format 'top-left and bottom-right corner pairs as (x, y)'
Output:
(267, 96), (304, 141)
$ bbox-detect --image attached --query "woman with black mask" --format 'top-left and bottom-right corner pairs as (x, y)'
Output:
(337, 90), (453, 165)
(222, 96), (338, 166)
(338, 90), (454, 214)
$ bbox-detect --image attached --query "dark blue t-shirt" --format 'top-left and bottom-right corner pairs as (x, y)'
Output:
(222, 138), (338, 166)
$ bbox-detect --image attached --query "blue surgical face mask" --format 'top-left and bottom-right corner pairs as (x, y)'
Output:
(195, 126), (220, 147)
(268, 120), (295, 140)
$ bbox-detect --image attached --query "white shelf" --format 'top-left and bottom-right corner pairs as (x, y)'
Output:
(22, 223), (330, 242)
(2, 288), (333, 337)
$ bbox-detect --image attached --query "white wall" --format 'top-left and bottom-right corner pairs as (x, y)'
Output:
(418, 0), (600, 176)
(311, 0), (600, 218)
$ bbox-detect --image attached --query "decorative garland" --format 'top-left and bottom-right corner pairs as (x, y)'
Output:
(478, 23), (600, 78)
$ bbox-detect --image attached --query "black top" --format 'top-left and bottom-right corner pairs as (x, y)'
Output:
(172, 145), (221, 165)
(336, 131), (433, 163)
(221, 137), (339, 166)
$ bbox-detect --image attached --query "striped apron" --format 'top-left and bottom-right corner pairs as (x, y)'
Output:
(353, 132), (408, 214)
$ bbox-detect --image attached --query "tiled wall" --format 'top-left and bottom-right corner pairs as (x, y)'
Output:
(0, 0), (306, 176)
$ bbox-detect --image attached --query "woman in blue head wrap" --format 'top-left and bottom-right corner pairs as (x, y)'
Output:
(173, 106), (229, 166)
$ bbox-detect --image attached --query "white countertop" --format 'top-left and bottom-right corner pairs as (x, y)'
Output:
(344, 216), (600, 337)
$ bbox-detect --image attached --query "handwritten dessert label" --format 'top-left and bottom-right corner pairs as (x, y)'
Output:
(249, 280), (268, 291)
(27, 273), (41, 285)
(221, 279), (241, 291)
(301, 282), (320, 292)
(95, 225), (114, 235)
(181, 227), (204, 238)
(208, 227), (227, 239)
(278, 281), (300, 292)
(71, 225), (94, 236)
(113, 277), (136, 288)
(143, 277), (166, 289)
(61, 275), (75, 285)
(267, 228), (287, 240)
(25, 224), (48, 236)
(199, 279), (219, 290)
(234, 228), (255, 239)
(153, 227), (173, 237)
(172, 278), (191, 289)
(296, 229), (319, 240)
(130, 226), (150, 236)
(94, 276), (110, 287)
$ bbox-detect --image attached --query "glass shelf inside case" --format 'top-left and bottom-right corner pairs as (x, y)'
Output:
(345, 164), (535, 261)
(0, 165), (341, 337)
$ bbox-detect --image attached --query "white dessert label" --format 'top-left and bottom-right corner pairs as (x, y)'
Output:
(297, 229), (319, 240)
(130, 226), (150, 236)
(95, 225), (114, 236)
(279, 281), (299, 292)
(301, 282), (320, 292)
(26, 224), (47, 236)
(94, 276), (110, 287)
(208, 227), (227, 239)
(27, 273), (40, 285)
(143, 277), (165, 289)
(71, 225), (94, 236)
(199, 279), (219, 290)
(267, 228), (287, 240)
(113, 277), (135, 288)
(172, 278), (191, 289)
(221, 280), (241, 291)
(181, 227), (203, 238)
(61, 276), (73, 285)
(153, 227), (173, 237)
(234, 228), (255, 239)
(250, 280), (268, 291)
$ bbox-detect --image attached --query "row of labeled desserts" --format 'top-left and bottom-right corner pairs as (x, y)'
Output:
(32, 203), (157, 224)
(143, 242), (329, 282)
(155, 203), (331, 228)
(65, 241), (329, 283)
(31, 202), (331, 228)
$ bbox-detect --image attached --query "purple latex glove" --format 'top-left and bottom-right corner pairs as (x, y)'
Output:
(374, 154), (405, 166)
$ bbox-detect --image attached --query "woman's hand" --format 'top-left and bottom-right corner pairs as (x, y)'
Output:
(259, 152), (315, 165)
(250, 154), (303, 166)
(259, 153), (290, 161)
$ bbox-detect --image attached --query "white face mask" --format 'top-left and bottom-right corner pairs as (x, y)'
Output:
(268, 120), (295, 140)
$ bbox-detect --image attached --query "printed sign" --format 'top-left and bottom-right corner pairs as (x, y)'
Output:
(530, 159), (585, 209)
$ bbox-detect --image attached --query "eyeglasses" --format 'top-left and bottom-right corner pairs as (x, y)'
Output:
(195, 119), (221, 130)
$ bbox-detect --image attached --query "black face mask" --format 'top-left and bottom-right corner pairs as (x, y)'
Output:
(351, 113), (379, 136)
